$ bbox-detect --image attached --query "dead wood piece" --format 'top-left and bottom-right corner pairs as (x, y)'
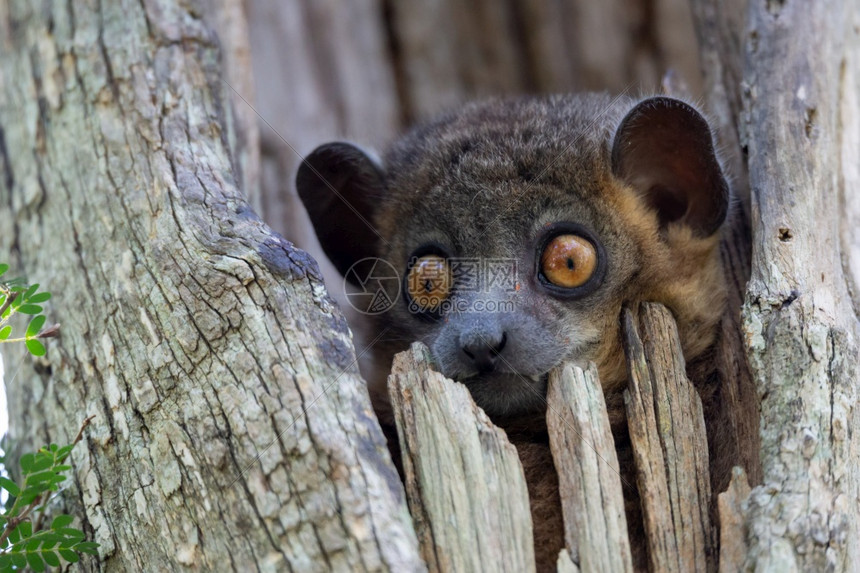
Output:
(546, 362), (633, 573)
(622, 303), (716, 573)
(557, 548), (582, 573)
(389, 342), (535, 573)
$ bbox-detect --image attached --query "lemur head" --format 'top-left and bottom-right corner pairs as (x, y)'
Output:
(297, 94), (729, 418)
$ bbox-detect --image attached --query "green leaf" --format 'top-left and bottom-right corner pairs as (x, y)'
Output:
(0, 477), (20, 496)
(23, 284), (39, 300)
(0, 326), (10, 340)
(55, 528), (85, 541)
(0, 264), (8, 276)
(25, 470), (56, 485)
(42, 551), (60, 567)
(55, 445), (73, 460)
(8, 525), (20, 544)
(9, 552), (26, 568)
(25, 538), (40, 552)
(16, 304), (42, 315)
(27, 292), (51, 304)
(26, 552), (45, 572)
(16, 493), (40, 507)
(19, 453), (35, 472)
(19, 522), (32, 539)
(26, 316), (45, 338)
(25, 339), (46, 356)
(0, 554), (9, 567)
(30, 453), (52, 472)
(21, 485), (48, 500)
(50, 515), (74, 530)
(58, 548), (79, 563)
(53, 465), (71, 472)
(75, 541), (99, 553)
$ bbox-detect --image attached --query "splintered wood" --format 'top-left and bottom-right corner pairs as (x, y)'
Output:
(388, 342), (536, 573)
(546, 362), (633, 572)
(388, 303), (717, 573)
(622, 303), (716, 572)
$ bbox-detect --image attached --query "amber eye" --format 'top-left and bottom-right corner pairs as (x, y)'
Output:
(406, 254), (452, 312)
(540, 234), (598, 288)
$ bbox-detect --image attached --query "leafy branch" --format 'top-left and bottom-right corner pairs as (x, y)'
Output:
(0, 417), (97, 571)
(0, 264), (59, 357)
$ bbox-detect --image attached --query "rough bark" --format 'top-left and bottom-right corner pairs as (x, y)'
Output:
(0, 1), (420, 570)
(622, 304), (715, 573)
(388, 343), (534, 573)
(546, 363), (632, 573)
(739, 0), (860, 569)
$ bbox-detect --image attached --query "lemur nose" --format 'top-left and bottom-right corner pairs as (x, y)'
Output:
(461, 332), (507, 373)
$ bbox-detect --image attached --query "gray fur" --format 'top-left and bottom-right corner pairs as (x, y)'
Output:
(297, 93), (728, 420)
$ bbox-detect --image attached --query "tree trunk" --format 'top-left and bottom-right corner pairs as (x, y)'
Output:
(0, 1), (420, 570)
(737, 1), (860, 569)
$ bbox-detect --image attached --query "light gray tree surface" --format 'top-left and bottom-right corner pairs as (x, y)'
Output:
(736, 0), (860, 569)
(0, 1), (420, 570)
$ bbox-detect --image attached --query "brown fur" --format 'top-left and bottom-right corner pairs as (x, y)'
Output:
(297, 93), (729, 571)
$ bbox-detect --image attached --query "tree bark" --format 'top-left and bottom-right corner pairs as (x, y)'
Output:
(737, 0), (860, 569)
(0, 1), (420, 570)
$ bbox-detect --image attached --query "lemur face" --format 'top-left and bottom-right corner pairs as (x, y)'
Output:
(297, 94), (729, 418)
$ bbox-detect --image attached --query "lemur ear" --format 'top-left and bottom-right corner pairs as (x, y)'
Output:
(296, 142), (385, 284)
(611, 97), (729, 237)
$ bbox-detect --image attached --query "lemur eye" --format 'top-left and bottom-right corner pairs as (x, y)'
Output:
(540, 234), (597, 288)
(406, 254), (452, 312)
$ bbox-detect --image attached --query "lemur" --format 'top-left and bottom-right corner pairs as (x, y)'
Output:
(296, 94), (729, 571)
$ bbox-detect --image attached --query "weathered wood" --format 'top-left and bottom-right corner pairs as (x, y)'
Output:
(622, 304), (715, 573)
(739, 0), (860, 569)
(688, 0), (762, 495)
(557, 549), (582, 573)
(717, 467), (751, 573)
(388, 343), (535, 573)
(0, 1), (422, 570)
(546, 362), (633, 573)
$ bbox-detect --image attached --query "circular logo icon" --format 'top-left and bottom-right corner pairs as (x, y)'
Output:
(344, 258), (401, 315)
